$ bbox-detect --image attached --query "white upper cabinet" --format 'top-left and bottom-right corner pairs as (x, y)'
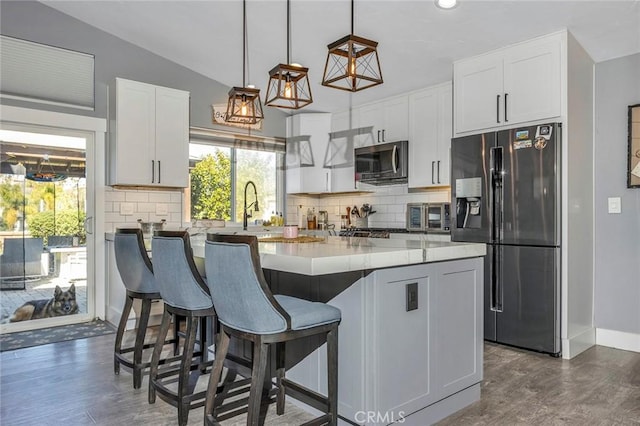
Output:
(286, 113), (332, 194)
(409, 82), (452, 188)
(110, 78), (189, 187)
(328, 110), (358, 192)
(454, 32), (562, 135)
(357, 96), (409, 146)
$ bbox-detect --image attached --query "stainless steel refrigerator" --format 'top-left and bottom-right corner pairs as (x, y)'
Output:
(451, 123), (561, 356)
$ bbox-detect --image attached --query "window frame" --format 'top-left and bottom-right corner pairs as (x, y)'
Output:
(187, 139), (284, 225)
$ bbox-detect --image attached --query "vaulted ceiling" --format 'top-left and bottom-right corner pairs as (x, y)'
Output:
(42, 1), (640, 113)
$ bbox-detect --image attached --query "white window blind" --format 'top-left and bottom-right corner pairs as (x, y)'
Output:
(190, 126), (285, 153)
(0, 35), (95, 110)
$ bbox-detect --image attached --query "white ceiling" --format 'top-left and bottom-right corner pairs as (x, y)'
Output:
(42, 0), (640, 113)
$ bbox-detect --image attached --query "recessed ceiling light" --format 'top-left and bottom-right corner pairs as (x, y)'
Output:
(435, 0), (458, 10)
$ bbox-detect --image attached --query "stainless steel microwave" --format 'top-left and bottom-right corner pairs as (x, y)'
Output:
(406, 202), (451, 233)
(355, 140), (408, 185)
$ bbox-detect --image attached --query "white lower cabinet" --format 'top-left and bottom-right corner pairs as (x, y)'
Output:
(300, 257), (483, 425)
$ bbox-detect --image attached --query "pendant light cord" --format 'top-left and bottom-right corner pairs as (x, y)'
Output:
(286, 0), (290, 65)
(351, 0), (354, 35)
(242, 0), (247, 87)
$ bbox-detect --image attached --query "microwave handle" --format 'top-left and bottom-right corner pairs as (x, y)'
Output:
(392, 144), (398, 173)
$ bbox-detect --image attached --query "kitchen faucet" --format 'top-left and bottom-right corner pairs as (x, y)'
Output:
(243, 180), (259, 231)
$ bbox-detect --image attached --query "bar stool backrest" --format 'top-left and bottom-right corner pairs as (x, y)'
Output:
(114, 229), (156, 294)
(204, 234), (292, 334)
(152, 231), (213, 311)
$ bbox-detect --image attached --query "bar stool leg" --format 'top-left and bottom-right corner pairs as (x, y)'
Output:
(149, 309), (172, 404)
(204, 329), (230, 425)
(327, 326), (339, 426)
(177, 316), (199, 426)
(276, 342), (286, 415)
(247, 339), (269, 426)
(132, 298), (152, 389)
(114, 294), (134, 375)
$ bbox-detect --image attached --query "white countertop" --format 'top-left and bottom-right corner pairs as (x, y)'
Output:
(190, 235), (485, 276)
(106, 231), (485, 276)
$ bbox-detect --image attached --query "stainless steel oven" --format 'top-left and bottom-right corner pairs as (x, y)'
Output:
(406, 202), (451, 233)
(355, 140), (408, 185)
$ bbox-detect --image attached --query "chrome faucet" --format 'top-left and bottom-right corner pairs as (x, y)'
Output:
(243, 180), (259, 231)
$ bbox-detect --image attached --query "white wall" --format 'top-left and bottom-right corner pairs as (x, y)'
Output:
(594, 53), (640, 341)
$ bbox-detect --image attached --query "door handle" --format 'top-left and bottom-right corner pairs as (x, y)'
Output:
(437, 160), (441, 184)
(431, 161), (435, 184)
(392, 145), (398, 173)
(504, 93), (508, 122)
(84, 217), (93, 235)
(158, 160), (161, 184)
(325, 172), (330, 192)
(151, 160), (155, 183)
(377, 130), (381, 143)
(496, 94), (501, 123)
(382, 129), (386, 142)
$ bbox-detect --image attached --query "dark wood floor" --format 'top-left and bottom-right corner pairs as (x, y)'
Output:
(1, 333), (639, 425)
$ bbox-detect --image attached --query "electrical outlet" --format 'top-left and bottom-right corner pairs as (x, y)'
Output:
(406, 283), (418, 311)
(608, 197), (621, 214)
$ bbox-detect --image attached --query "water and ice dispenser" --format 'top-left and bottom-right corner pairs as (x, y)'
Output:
(455, 177), (482, 229)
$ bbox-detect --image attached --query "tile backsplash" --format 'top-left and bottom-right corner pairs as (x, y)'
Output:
(104, 187), (183, 232)
(286, 185), (450, 230)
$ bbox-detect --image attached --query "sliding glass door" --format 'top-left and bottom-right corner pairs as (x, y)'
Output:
(0, 124), (95, 332)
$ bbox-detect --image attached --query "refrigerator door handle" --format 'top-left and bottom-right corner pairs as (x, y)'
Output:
(490, 146), (504, 242)
(493, 246), (503, 312)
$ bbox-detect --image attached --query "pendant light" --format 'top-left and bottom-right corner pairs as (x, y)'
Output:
(321, 0), (383, 92)
(265, 0), (313, 109)
(226, 0), (264, 125)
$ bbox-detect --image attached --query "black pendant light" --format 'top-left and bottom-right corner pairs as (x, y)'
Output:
(226, 0), (264, 125)
(265, 0), (313, 109)
(321, 0), (383, 92)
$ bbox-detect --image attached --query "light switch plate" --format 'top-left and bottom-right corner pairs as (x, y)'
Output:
(608, 197), (621, 214)
(120, 202), (135, 215)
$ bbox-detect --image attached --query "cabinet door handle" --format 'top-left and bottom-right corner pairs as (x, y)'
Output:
(158, 160), (161, 184)
(504, 93), (508, 122)
(431, 161), (435, 184)
(437, 160), (441, 184)
(325, 172), (330, 192)
(382, 129), (386, 142)
(377, 130), (381, 143)
(151, 160), (155, 183)
(496, 94), (501, 123)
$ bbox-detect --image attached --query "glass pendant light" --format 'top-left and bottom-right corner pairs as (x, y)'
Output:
(265, 0), (313, 109)
(321, 0), (383, 92)
(226, 0), (264, 125)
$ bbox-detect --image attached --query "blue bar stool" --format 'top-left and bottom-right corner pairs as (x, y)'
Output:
(149, 231), (216, 426)
(203, 234), (341, 426)
(113, 228), (178, 389)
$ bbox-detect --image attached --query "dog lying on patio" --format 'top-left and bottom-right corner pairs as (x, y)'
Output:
(6, 284), (79, 322)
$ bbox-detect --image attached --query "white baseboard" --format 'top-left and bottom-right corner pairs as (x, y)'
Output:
(596, 328), (640, 353)
(562, 327), (596, 359)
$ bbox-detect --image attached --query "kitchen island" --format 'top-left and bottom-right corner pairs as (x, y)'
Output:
(191, 235), (485, 426)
